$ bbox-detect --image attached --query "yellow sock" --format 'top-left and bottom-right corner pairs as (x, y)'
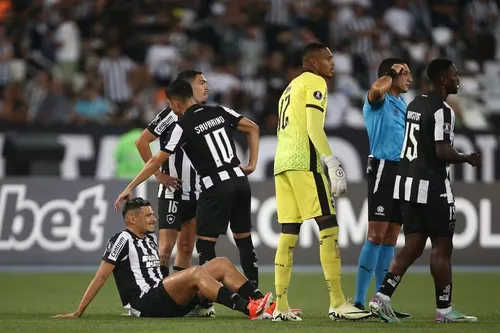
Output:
(274, 232), (298, 312)
(319, 226), (346, 308)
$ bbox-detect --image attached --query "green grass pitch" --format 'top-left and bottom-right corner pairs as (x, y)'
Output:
(1, 272), (499, 332)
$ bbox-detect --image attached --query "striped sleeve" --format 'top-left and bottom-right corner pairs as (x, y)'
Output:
(219, 105), (243, 127)
(102, 232), (129, 265)
(146, 109), (177, 137)
(162, 123), (186, 154)
(434, 106), (453, 143)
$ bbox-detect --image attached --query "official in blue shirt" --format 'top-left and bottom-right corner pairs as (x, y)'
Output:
(354, 58), (412, 318)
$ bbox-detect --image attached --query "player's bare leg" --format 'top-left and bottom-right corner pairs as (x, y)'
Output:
(315, 215), (371, 321)
(159, 229), (178, 277)
(173, 218), (196, 271)
(431, 237), (477, 323)
(369, 233), (426, 322)
(163, 258), (272, 319)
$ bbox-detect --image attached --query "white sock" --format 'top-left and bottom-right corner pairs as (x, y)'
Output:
(437, 306), (452, 314)
(376, 292), (390, 301)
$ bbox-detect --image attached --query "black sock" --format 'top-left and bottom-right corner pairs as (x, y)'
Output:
(378, 272), (402, 298)
(196, 238), (216, 265)
(216, 287), (249, 315)
(237, 280), (264, 300)
(436, 283), (452, 309)
(160, 266), (169, 277)
(172, 266), (185, 273)
(235, 236), (259, 288)
(196, 239), (216, 308)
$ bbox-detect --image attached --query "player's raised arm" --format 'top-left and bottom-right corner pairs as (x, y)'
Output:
(368, 63), (407, 105)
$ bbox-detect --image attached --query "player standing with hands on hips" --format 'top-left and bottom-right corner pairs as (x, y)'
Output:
(354, 58), (412, 319)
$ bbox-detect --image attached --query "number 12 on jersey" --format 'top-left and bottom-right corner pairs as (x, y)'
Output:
(204, 128), (235, 167)
(401, 122), (419, 161)
(278, 95), (290, 132)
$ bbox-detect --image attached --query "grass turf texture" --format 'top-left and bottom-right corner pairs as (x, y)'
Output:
(1, 272), (499, 332)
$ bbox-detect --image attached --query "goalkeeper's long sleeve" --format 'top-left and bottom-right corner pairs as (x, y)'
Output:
(306, 106), (332, 157)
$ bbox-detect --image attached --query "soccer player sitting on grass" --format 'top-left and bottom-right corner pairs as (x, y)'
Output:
(54, 197), (272, 319)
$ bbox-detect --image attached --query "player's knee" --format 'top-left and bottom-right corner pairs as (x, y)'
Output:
(191, 265), (206, 282)
(159, 241), (174, 256)
(211, 257), (232, 268)
(177, 238), (195, 257)
(382, 230), (399, 246)
(315, 215), (338, 231)
(281, 223), (301, 235)
(431, 244), (452, 259)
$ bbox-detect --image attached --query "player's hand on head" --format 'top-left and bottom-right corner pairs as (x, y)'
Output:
(53, 311), (81, 318)
(324, 155), (347, 197)
(467, 152), (481, 166)
(391, 63), (405, 74)
(155, 173), (181, 191)
(240, 164), (256, 175)
(114, 189), (132, 212)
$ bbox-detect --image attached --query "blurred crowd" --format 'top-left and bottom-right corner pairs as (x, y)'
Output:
(1, 0), (500, 133)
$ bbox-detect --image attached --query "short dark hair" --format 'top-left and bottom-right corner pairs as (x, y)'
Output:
(302, 42), (328, 60)
(426, 58), (454, 82)
(176, 69), (202, 83)
(165, 79), (194, 101)
(377, 58), (405, 78)
(122, 197), (151, 219)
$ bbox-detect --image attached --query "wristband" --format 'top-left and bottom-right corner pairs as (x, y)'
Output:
(385, 69), (398, 80)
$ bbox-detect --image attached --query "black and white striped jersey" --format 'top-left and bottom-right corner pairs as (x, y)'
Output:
(394, 92), (455, 204)
(102, 230), (162, 307)
(147, 107), (200, 201)
(98, 57), (134, 102)
(162, 104), (246, 191)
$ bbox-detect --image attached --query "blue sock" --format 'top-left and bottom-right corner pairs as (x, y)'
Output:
(375, 244), (395, 290)
(354, 240), (381, 306)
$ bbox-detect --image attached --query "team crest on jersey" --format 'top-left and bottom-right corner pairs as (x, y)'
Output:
(313, 91), (323, 100)
(166, 214), (175, 224)
(105, 240), (113, 253)
(150, 114), (161, 126)
(443, 123), (452, 133)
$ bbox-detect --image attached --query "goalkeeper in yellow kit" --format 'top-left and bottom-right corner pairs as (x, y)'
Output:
(272, 43), (372, 322)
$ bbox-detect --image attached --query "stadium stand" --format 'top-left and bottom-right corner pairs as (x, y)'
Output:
(1, 0), (500, 132)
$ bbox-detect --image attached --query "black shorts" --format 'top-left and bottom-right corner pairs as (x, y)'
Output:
(196, 177), (252, 237)
(158, 198), (198, 231)
(367, 158), (402, 224)
(129, 283), (199, 318)
(400, 196), (456, 239)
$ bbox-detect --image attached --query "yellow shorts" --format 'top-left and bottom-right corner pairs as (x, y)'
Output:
(275, 170), (335, 223)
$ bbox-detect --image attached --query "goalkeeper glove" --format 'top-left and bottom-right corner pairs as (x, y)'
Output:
(324, 155), (347, 197)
